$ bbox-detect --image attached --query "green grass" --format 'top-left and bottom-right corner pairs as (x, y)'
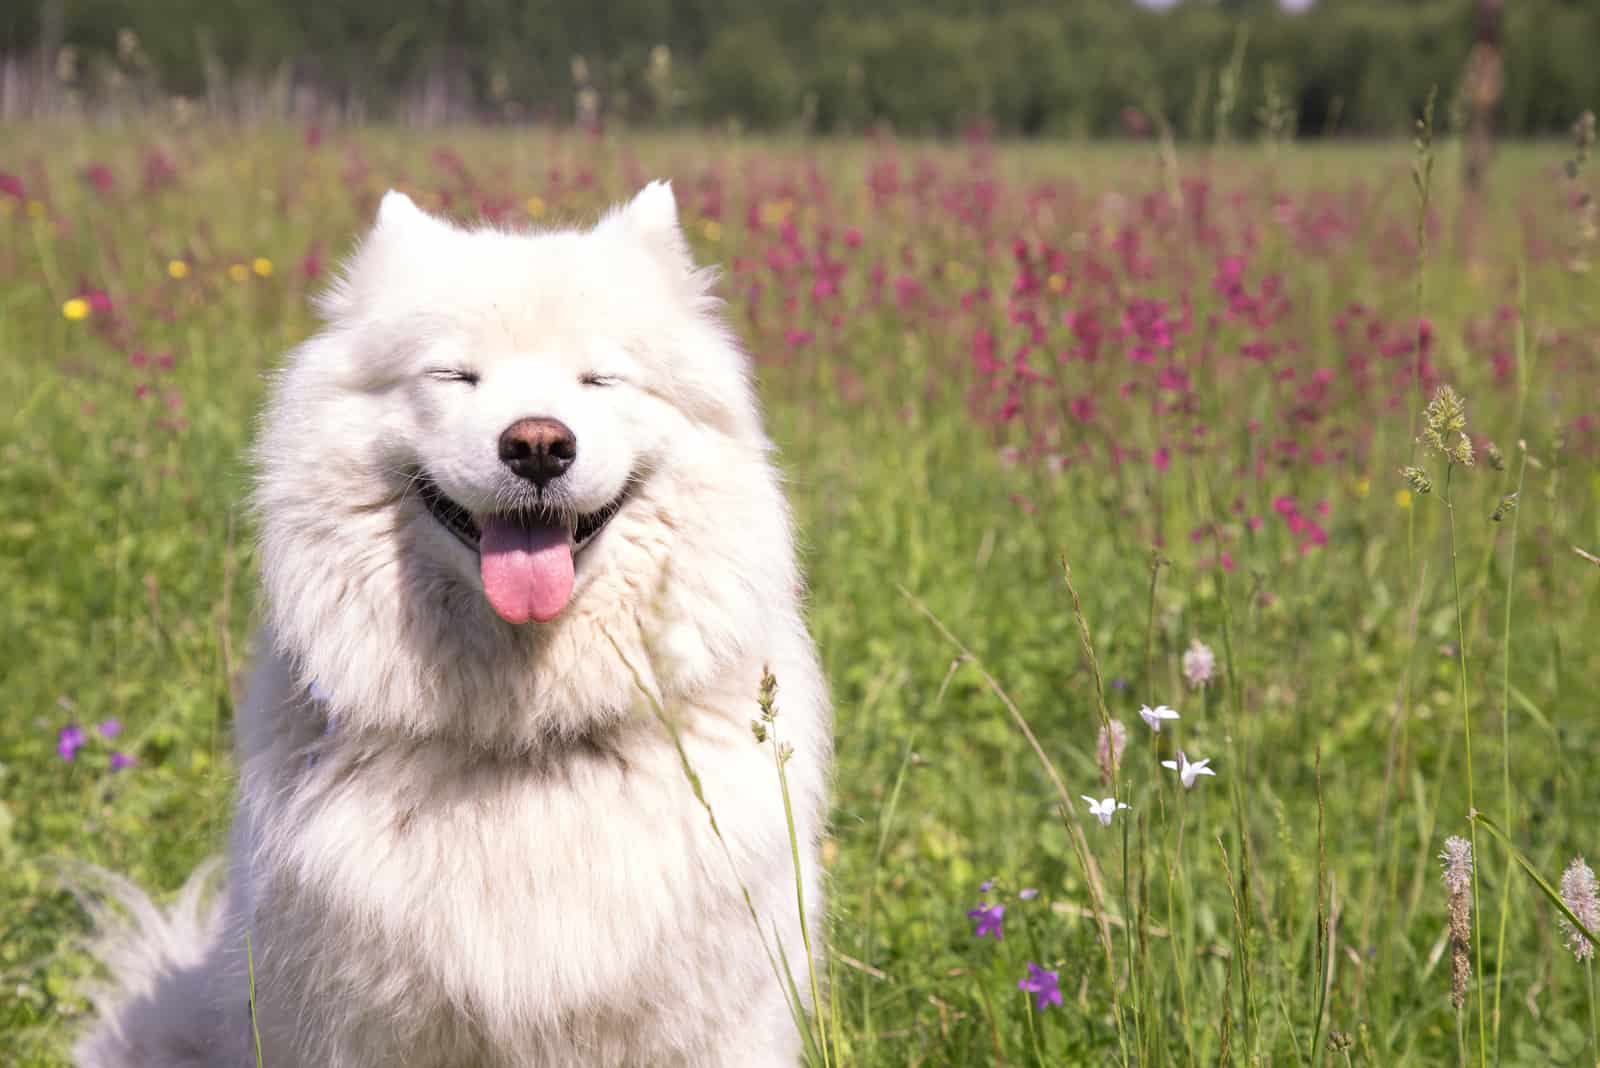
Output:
(2, 123), (1598, 1066)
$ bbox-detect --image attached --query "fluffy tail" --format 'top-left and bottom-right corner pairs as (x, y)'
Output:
(68, 859), (232, 1068)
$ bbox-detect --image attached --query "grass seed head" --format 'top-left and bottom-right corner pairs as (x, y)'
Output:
(1439, 835), (1473, 1009)
(1401, 466), (1433, 496)
(757, 664), (779, 722)
(1421, 386), (1473, 468)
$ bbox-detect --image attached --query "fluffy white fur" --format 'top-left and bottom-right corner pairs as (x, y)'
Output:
(76, 183), (831, 1068)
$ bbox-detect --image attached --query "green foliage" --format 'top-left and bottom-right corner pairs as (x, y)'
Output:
(697, 24), (799, 129)
(6, 0), (1599, 136)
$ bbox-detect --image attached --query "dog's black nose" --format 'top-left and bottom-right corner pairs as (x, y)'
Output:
(499, 418), (577, 486)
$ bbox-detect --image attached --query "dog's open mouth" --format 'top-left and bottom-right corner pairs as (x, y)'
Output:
(414, 471), (630, 625)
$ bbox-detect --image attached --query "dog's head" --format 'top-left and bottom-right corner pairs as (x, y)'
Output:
(256, 185), (796, 741)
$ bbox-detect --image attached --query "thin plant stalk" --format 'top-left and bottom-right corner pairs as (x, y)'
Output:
(246, 930), (265, 1068)
(859, 724), (926, 1047)
(769, 723), (833, 1068)
(1309, 750), (1331, 1066)
(972, 977), (1007, 1065)
(1216, 836), (1251, 1062)
(1200, 472), (1258, 1057)
(1024, 992), (1046, 1066)
(1442, 462), (1488, 1068)
(1472, 811), (1600, 950)
(1143, 549), (1163, 684)
(1491, 266), (1533, 1059)
(1489, 443), (1528, 1057)
(1398, 101), (1435, 1050)
(1162, 842), (1196, 1068)
(1058, 554), (1143, 1061)
(1589, 960), (1599, 1068)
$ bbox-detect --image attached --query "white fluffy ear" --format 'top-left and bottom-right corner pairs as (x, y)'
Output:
(616, 181), (695, 272)
(626, 180), (679, 235)
(376, 190), (438, 233)
(314, 191), (444, 320)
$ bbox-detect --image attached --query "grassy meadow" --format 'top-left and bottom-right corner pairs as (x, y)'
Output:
(2, 123), (1599, 1066)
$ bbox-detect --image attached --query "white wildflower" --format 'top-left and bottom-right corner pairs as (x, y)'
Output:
(1160, 750), (1216, 789)
(1139, 704), (1180, 732)
(1081, 795), (1130, 827)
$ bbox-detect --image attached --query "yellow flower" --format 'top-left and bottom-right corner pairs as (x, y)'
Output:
(252, 257), (273, 278)
(1048, 273), (1066, 293)
(1395, 489), (1412, 510)
(525, 195), (546, 218)
(62, 297), (90, 321)
(759, 198), (794, 228)
(26, 200), (47, 219)
(167, 259), (190, 280)
(1353, 476), (1371, 499)
(701, 219), (722, 242)
(228, 263), (249, 283)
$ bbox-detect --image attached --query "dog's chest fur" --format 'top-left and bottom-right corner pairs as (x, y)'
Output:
(223, 649), (820, 1067)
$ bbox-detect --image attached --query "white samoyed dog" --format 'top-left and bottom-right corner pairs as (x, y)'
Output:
(75, 183), (830, 1068)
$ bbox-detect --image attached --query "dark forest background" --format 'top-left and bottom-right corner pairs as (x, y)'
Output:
(1, 0), (1594, 136)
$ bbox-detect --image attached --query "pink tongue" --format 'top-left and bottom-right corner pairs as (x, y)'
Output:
(478, 517), (574, 624)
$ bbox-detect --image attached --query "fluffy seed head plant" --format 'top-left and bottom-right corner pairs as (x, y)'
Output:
(1401, 465), (1433, 496)
(1096, 719), (1127, 786)
(1422, 386), (1474, 469)
(1181, 639), (1217, 689)
(1559, 857), (1600, 962)
(1440, 835), (1474, 1009)
(751, 664), (780, 742)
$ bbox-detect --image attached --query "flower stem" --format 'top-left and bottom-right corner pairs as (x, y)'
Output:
(244, 927), (264, 1068)
(1490, 444), (1528, 1058)
(1588, 959), (1599, 1068)
(1444, 462), (1487, 1068)
(771, 729), (831, 1068)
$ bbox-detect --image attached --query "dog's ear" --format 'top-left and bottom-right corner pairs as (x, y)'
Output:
(611, 181), (695, 274)
(374, 190), (458, 243)
(376, 190), (436, 233)
(316, 191), (447, 320)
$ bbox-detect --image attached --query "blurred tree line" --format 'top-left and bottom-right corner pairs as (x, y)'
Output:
(1, 0), (1594, 135)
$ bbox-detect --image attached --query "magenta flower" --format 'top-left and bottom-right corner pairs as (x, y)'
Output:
(966, 903), (1005, 941)
(1018, 962), (1062, 1010)
(98, 718), (122, 738)
(83, 163), (116, 195)
(58, 724), (86, 761)
(110, 752), (136, 772)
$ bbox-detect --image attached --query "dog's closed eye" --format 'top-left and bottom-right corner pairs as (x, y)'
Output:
(425, 368), (480, 386)
(579, 372), (621, 387)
